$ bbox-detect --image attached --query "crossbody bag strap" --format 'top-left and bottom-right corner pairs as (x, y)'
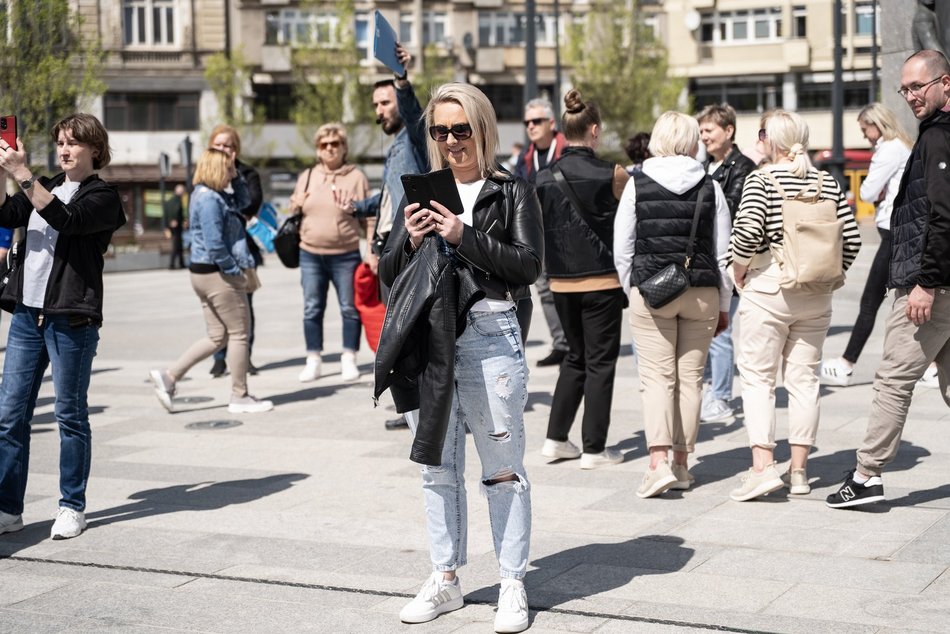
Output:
(683, 180), (706, 269)
(551, 164), (611, 253)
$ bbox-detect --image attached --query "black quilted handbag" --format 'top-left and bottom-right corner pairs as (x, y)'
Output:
(636, 184), (705, 310)
(274, 213), (302, 268)
(639, 262), (690, 309)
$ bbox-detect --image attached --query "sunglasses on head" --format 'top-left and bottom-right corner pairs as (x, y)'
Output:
(524, 117), (548, 128)
(428, 123), (473, 142)
(319, 140), (342, 150)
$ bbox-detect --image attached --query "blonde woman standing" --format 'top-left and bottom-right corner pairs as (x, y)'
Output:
(289, 123), (373, 383)
(820, 103), (913, 386)
(729, 110), (861, 501)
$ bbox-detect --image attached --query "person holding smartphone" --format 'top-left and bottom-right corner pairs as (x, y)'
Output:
(378, 83), (542, 633)
(0, 113), (126, 540)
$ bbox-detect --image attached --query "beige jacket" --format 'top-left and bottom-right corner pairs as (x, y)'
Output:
(294, 163), (373, 255)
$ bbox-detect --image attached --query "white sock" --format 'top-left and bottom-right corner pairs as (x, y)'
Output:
(852, 471), (870, 484)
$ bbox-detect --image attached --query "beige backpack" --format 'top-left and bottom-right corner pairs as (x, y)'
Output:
(762, 170), (846, 292)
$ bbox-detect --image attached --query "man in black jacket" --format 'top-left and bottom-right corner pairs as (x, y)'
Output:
(697, 104), (756, 424)
(163, 184), (187, 270)
(828, 49), (950, 509)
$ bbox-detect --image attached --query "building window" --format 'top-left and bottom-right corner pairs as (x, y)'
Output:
(399, 11), (448, 46)
(264, 10), (340, 47)
(123, 0), (175, 46)
(478, 84), (556, 121)
(854, 1), (878, 36)
(692, 79), (782, 113)
(478, 11), (558, 47)
(798, 81), (871, 110)
(104, 93), (198, 130)
(355, 12), (371, 62)
(253, 84), (293, 122)
(698, 8), (781, 44)
(792, 5), (807, 38)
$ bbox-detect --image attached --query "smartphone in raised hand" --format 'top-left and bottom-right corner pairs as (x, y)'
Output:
(0, 115), (17, 149)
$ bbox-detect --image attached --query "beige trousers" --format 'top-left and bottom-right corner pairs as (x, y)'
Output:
(630, 286), (718, 453)
(857, 288), (950, 475)
(170, 272), (250, 398)
(735, 263), (832, 449)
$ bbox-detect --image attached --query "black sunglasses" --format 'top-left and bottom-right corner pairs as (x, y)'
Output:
(524, 117), (547, 127)
(428, 123), (473, 142)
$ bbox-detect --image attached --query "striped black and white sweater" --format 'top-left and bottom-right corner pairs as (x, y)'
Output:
(730, 166), (862, 270)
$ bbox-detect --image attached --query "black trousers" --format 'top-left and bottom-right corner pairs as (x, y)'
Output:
(546, 287), (625, 454)
(843, 228), (891, 363)
(168, 227), (185, 269)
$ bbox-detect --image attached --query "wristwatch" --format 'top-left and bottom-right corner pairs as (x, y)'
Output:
(19, 174), (38, 190)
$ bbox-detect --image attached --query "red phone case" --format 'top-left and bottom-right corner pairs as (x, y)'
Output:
(0, 115), (17, 149)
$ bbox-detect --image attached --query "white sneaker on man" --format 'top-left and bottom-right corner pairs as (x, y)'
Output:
(399, 572), (464, 624)
(0, 510), (23, 534)
(50, 507), (86, 540)
(494, 578), (529, 633)
(341, 350), (361, 382)
(580, 448), (623, 470)
(918, 364), (939, 389)
(298, 356), (322, 382)
(540, 438), (581, 460)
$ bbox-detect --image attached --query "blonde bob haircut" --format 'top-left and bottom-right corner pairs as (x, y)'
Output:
(857, 103), (913, 148)
(313, 122), (349, 163)
(424, 83), (505, 179)
(192, 148), (233, 191)
(208, 123), (241, 156)
(648, 111), (700, 158)
(764, 109), (810, 178)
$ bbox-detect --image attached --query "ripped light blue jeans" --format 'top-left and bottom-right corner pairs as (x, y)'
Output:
(418, 308), (531, 580)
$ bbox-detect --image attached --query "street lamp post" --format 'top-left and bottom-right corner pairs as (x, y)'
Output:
(829, 0), (846, 190)
(524, 0), (538, 126)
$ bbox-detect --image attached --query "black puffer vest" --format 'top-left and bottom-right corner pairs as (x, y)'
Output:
(630, 172), (719, 289)
(889, 109), (950, 289)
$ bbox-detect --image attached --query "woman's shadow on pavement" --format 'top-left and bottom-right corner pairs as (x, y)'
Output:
(467, 535), (693, 620)
(0, 473), (309, 557)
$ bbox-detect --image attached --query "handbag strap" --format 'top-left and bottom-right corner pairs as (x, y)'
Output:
(551, 164), (611, 254)
(683, 180), (706, 269)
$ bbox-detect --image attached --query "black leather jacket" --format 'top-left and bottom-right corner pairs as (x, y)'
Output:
(705, 146), (756, 218)
(379, 173), (543, 301)
(376, 172), (543, 465)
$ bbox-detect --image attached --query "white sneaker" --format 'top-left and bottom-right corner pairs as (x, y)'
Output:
(341, 350), (361, 382)
(149, 369), (176, 412)
(541, 438), (581, 460)
(670, 464), (695, 491)
(918, 364), (939, 389)
(580, 448), (623, 470)
(637, 460), (679, 498)
(784, 468), (811, 495)
(399, 572), (464, 624)
(0, 510), (23, 534)
(298, 356), (322, 382)
(700, 397), (735, 423)
(820, 358), (853, 387)
(730, 463), (785, 502)
(50, 507), (86, 540)
(228, 394), (274, 414)
(494, 578), (529, 633)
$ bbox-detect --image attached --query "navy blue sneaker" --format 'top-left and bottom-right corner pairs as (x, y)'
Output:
(826, 470), (885, 509)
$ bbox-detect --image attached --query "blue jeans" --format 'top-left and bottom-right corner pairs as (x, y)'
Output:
(703, 295), (740, 401)
(0, 305), (100, 514)
(419, 309), (531, 580)
(300, 249), (361, 352)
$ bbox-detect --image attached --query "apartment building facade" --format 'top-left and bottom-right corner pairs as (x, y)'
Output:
(80, 0), (886, 234)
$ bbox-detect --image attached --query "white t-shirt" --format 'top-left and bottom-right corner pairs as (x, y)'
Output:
(456, 179), (515, 313)
(23, 179), (82, 309)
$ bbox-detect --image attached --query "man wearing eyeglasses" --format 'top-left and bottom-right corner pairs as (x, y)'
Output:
(514, 97), (569, 367)
(828, 49), (950, 509)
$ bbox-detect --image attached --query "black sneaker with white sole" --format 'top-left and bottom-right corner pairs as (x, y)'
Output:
(826, 470), (885, 509)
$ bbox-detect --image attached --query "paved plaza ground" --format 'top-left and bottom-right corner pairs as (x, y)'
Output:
(0, 225), (948, 633)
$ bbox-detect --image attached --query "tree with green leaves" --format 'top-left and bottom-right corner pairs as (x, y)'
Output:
(567, 0), (684, 155)
(0, 0), (104, 162)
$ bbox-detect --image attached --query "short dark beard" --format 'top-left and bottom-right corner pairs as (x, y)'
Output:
(382, 116), (403, 136)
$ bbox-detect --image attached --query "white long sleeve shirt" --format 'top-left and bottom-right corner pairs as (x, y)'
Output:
(860, 137), (912, 230)
(613, 155), (734, 311)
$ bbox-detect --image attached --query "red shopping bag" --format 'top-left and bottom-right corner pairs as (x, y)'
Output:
(354, 262), (386, 352)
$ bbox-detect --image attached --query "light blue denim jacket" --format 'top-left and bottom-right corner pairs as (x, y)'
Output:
(354, 82), (429, 229)
(188, 177), (253, 275)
